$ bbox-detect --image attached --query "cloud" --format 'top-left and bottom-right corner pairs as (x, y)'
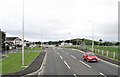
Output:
(0, 0), (119, 42)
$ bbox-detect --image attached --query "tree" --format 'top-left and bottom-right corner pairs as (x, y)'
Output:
(115, 42), (120, 46)
(103, 41), (113, 46)
(99, 39), (102, 42)
(35, 41), (41, 45)
(99, 39), (103, 46)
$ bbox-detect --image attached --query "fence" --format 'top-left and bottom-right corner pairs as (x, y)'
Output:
(65, 45), (119, 61)
(87, 47), (119, 60)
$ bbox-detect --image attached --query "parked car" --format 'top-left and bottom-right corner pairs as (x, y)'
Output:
(83, 52), (99, 62)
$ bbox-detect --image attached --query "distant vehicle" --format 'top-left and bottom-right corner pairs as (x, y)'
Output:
(83, 52), (99, 62)
(55, 44), (59, 47)
(46, 46), (48, 48)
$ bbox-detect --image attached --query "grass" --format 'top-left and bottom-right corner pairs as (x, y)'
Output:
(86, 45), (120, 61)
(0, 47), (42, 74)
(25, 47), (42, 51)
(87, 45), (119, 53)
(65, 45), (120, 61)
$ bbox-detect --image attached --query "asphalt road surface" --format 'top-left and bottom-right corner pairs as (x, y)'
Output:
(38, 47), (119, 77)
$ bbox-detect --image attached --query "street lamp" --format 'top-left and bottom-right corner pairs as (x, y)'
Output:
(77, 38), (79, 45)
(69, 33), (71, 45)
(88, 20), (94, 52)
(22, 0), (24, 66)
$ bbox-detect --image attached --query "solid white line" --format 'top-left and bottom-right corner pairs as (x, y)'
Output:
(70, 55), (76, 59)
(73, 48), (119, 67)
(60, 55), (63, 59)
(64, 61), (71, 69)
(79, 60), (91, 68)
(27, 52), (47, 76)
(100, 72), (107, 77)
(73, 74), (77, 77)
(100, 59), (119, 67)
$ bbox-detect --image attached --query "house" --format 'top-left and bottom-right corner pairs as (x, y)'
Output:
(60, 42), (72, 46)
(20, 40), (31, 47)
(6, 37), (21, 47)
(0, 30), (6, 52)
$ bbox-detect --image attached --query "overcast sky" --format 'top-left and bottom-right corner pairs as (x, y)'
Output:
(0, 0), (119, 42)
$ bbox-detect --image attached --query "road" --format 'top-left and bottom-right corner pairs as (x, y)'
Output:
(38, 47), (119, 77)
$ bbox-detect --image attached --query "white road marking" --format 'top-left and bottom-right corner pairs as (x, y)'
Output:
(79, 60), (91, 68)
(73, 48), (119, 67)
(62, 51), (64, 52)
(70, 55), (76, 59)
(100, 59), (119, 67)
(64, 61), (71, 69)
(100, 72), (107, 77)
(73, 74), (77, 77)
(60, 55), (63, 59)
(66, 53), (69, 55)
(57, 52), (59, 55)
(72, 49), (84, 53)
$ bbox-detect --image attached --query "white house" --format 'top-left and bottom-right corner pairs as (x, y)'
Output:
(60, 42), (72, 46)
(6, 37), (21, 46)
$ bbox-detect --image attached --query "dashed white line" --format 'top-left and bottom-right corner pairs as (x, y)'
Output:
(79, 60), (91, 68)
(70, 55), (76, 59)
(66, 53), (69, 55)
(60, 55), (63, 59)
(64, 61), (71, 69)
(57, 52), (59, 55)
(100, 72), (107, 77)
(72, 48), (119, 67)
(73, 74), (77, 77)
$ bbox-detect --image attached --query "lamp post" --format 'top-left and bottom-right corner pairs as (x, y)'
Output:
(22, 0), (24, 66)
(88, 21), (94, 52)
(69, 33), (71, 45)
(77, 38), (79, 45)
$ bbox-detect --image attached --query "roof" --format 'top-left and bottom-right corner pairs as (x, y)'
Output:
(6, 37), (21, 41)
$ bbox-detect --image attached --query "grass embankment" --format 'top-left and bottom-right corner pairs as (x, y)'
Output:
(65, 45), (120, 61)
(0, 47), (42, 74)
(87, 45), (119, 53)
(87, 45), (120, 61)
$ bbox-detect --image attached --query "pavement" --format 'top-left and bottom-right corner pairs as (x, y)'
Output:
(2, 51), (46, 77)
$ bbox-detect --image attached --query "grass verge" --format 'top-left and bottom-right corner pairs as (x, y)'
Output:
(65, 46), (120, 62)
(0, 47), (42, 74)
